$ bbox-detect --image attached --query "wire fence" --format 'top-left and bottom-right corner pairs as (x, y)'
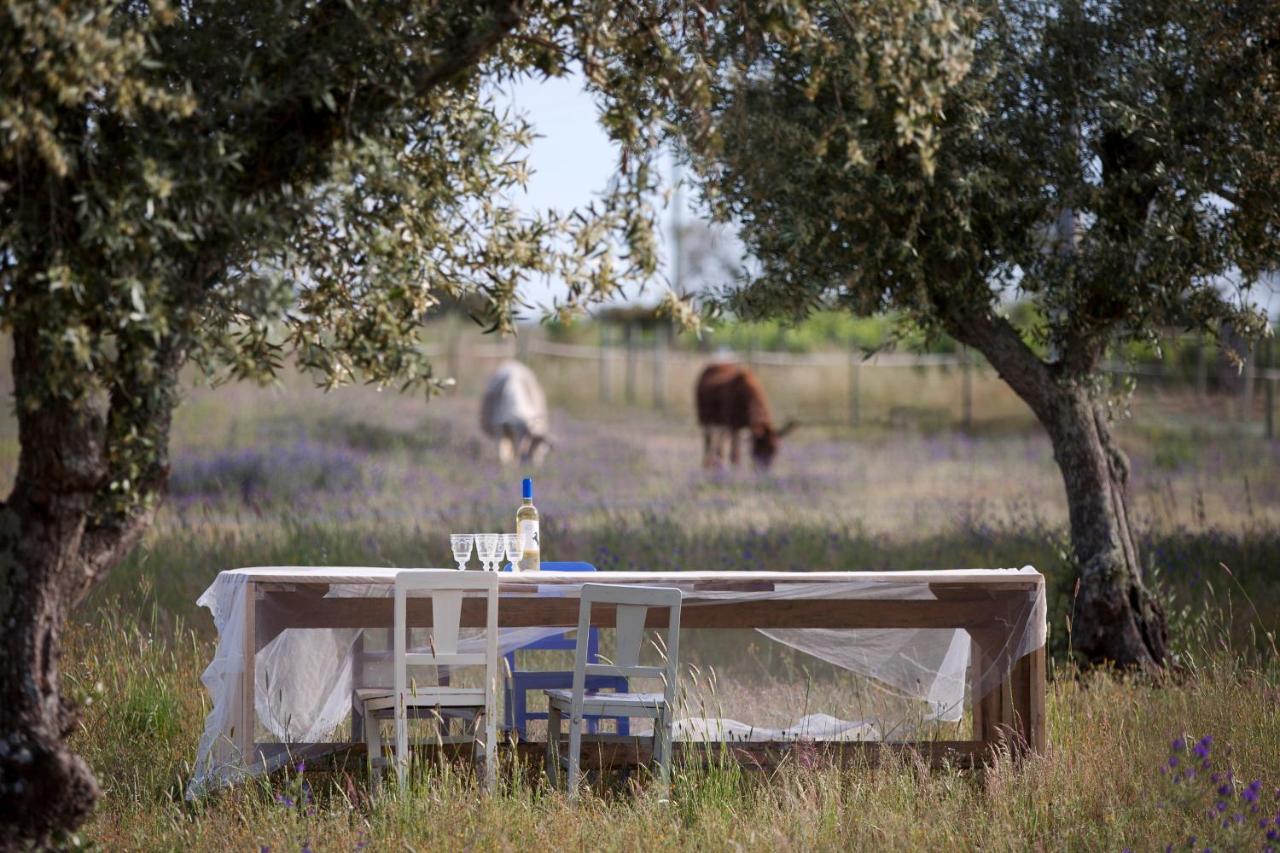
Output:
(430, 332), (1280, 437)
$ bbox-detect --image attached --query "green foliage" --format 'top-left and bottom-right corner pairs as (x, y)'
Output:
(702, 311), (904, 353)
(0, 0), (721, 570)
(637, 0), (1278, 375)
(0, 0), (684, 398)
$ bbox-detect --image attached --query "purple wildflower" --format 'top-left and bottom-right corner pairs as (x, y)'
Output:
(1193, 736), (1213, 759)
(1172, 737), (1187, 752)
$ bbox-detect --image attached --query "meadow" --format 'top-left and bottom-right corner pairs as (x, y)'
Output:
(21, 356), (1280, 850)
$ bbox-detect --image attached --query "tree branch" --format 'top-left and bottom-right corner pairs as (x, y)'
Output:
(227, 0), (528, 196)
(74, 329), (186, 605)
(940, 300), (1062, 422)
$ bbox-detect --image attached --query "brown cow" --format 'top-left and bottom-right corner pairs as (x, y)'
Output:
(695, 363), (796, 469)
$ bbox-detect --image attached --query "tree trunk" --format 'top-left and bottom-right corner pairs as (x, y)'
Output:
(0, 324), (176, 846)
(0, 335), (108, 844)
(1041, 387), (1168, 668)
(948, 310), (1168, 668)
(0, 519), (103, 847)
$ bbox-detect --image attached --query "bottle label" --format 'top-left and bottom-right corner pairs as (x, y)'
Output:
(519, 519), (540, 553)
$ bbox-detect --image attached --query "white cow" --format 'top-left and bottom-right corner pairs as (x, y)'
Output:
(479, 360), (551, 466)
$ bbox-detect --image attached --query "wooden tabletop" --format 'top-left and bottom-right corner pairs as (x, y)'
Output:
(224, 566), (1044, 590)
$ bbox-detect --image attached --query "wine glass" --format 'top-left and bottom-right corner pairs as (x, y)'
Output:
(503, 533), (524, 573)
(475, 533), (501, 572)
(449, 534), (474, 571)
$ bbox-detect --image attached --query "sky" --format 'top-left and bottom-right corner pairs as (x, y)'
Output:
(497, 74), (1279, 321)
(497, 73), (706, 311)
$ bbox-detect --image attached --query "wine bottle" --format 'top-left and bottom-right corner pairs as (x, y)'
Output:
(515, 477), (540, 572)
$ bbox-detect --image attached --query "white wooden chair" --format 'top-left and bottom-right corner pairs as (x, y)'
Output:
(358, 570), (499, 790)
(545, 583), (682, 799)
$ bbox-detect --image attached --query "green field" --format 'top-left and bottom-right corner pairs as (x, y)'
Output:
(30, 369), (1280, 850)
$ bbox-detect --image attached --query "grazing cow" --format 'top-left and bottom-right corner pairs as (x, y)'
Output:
(480, 360), (551, 466)
(695, 363), (796, 469)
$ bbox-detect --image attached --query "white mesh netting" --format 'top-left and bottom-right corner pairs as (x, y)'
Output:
(188, 567), (1045, 797)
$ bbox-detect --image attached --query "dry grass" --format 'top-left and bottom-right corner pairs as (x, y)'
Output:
(68, 603), (1280, 850)
(10, 367), (1275, 850)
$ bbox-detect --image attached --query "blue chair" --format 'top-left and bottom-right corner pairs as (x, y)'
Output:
(502, 561), (629, 740)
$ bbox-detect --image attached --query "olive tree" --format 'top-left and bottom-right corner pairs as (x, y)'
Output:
(0, 0), (704, 841)
(619, 0), (1279, 667)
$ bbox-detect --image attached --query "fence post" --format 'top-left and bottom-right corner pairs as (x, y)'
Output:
(1266, 336), (1275, 440)
(447, 319), (462, 393)
(1195, 336), (1208, 402)
(652, 326), (666, 411)
(516, 325), (530, 361)
(599, 324), (612, 404)
(624, 322), (637, 406)
(847, 345), (861, 427)
(1243, 343), (1256, 423)
(961, 346), (974, 431)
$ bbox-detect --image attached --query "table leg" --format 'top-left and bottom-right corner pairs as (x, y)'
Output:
(1012, 646), (1047, 752)
(240, 580), (258, 769)
(971, 633), (1046, 754)
(351, 629), (365, 742)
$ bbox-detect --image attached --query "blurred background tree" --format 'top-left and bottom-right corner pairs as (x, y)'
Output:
(604, 0), (1280, 668)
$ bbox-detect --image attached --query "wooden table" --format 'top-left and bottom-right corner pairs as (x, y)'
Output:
(233, 568), (1046, 772)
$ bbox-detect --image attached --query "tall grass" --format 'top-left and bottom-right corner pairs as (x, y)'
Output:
(41, 380), (1280, 849)
(69, 593), (1280, 850)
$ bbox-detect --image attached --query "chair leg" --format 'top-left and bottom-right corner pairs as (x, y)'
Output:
(514, 687), (528, 742)
(352, 698), (366, 743)
(365, 706), (382, 792)
(654, 707), (672, 796)
(546, 703), (561, 788)
(484, 707), (497, 792)
(395, 699), (409, 789)
(567, 712), (582, 801)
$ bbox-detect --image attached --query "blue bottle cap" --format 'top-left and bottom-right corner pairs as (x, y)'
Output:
(522, 478), (533, 500)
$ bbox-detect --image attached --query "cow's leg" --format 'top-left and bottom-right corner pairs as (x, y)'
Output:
(717, 427), (730, 466)
(709, 427), (728, 468)
(702, 428), (714, 468)
(729, 429), (742, 466)
(498, 426), (515, 465)
(529, 437), (549, 468)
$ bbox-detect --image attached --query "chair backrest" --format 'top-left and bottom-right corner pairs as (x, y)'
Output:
(394, 570), (498, 696)
(571, 583), (682, 704)
(504, 562), (599, 656)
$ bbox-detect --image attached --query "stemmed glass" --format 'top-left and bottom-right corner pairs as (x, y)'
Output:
(475, 533), (501, 572)
(450, 534), (474, 571)
(503, 533), (525, 573)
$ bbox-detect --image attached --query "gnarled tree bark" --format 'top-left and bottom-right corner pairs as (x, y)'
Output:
(0, 324), (178, 846)
(0, 329), (108, 844)
(946, 307), (1167, 668)
(1038, 385), (1167, 667)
